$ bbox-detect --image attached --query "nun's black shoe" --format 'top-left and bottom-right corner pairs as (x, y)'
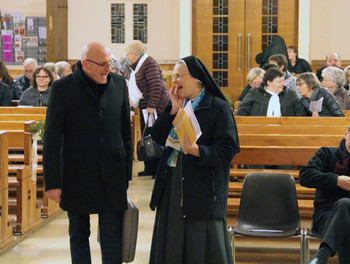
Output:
(306, 257), (323, 264)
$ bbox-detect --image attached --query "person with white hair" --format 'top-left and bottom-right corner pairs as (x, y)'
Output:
(125, 40), (170, 177)
(56, 61), (72, 77)
(12, 58), (38, 100)
(322, 66), (350, 110)
(44, 62), (59, 80)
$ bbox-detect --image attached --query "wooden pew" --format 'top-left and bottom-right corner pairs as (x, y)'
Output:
(0, 114), (46, 122)
(0, 107), (47, 115)
(0, 131), (14, 249)
(7, 131), (42, 235)
(229, 181), (315, 200)
(227, 198), (314, 218)
(234, 116), (350, 126)
(238, 134), (343, 146)
(228, 116), (349, 221)
(237, 124), (347, 135)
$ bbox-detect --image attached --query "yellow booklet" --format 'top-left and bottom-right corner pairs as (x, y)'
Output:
(172, 102), (201, 154)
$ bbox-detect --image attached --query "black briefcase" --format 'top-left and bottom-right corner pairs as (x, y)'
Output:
(97, 198), (139, 263)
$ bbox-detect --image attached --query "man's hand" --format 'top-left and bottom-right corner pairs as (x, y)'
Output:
(46, 188), (62, 203)
(337, 175), (350, 191)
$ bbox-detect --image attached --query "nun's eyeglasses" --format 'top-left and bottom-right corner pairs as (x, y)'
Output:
(172, 72), (190, 80)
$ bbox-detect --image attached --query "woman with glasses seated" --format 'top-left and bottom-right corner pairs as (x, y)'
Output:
(238, 67), (265, 101)
(126, 40), (170, 177)
(296, 72), (344, 117)
(237, 67), (305, 116)
(19, 66), (54, 106)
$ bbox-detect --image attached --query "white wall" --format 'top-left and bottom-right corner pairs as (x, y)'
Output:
(310, 0), (350, 61)
(67, 0), (180, 61)
(0, 0), (46, 16)
(298, 0), (310, 61)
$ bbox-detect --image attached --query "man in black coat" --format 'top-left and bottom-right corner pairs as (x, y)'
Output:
(300, 127), (350, 264)
(43, 42), (132, 264)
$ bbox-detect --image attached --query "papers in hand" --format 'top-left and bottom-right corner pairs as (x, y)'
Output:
(309, 97), (323, 113)
(172, 101), (202, 154)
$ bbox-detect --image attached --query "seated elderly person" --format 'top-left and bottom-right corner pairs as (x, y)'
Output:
(238, 67), (265, 101)
(19, 66), (53, 106)
(344, 65), (350, 90)
(300, 126), (350, 264)
(321, 67), (350, 110)
(237, 68), (305, 116)
(44, 62), (59, 80)
(326, 53), (342, 69)
(269, 54), (300, 98)
(296, 72), (344, 117)
(0, 81), (11, 106)
(12, 58), (37, 100)
(56, 61), (72, 78)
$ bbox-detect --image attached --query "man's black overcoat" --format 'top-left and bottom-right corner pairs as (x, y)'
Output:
(43, 63), (132, 214)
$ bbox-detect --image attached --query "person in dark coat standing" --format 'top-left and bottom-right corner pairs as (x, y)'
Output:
(300, 126), (350, 264)
(149, 56), (240, 264)
(0, 81), (12, 106)
(43, 42), (132, 264)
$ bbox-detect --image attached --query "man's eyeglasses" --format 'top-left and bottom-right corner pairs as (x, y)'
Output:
(86, 59), (117, 69)
(172, 72), (190, 80)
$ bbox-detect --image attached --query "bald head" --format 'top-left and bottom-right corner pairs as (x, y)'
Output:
(81, 42), (112, 84)
(81, 42), (110, 61)
(326, 53), (341, 68)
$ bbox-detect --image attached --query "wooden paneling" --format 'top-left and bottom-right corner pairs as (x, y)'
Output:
(193, 0), (299, 102)
(46, 0), (68, 62)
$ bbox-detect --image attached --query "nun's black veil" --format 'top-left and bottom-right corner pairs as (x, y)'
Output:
(180, 55), (240, 152)
(181, 56), (226, 102)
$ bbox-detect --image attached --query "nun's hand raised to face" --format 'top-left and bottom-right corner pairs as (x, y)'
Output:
(170, 84), (184, 115)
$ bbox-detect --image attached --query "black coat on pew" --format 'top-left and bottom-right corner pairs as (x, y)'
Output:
(43, 62), (132, 214)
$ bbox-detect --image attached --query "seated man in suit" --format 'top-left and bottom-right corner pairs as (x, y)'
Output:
(300, 126), (350, 264)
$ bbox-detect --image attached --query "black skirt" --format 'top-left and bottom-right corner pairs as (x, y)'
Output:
(149, 153), (233, 264)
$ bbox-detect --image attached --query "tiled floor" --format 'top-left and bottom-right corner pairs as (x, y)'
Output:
(0, 161), (155, 264)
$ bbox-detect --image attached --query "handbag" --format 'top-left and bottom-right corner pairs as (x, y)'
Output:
(97, 198), (139, 263)
(137, 114), (163, 161)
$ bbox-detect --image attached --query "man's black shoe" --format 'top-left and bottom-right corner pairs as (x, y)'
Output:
(138, 171), (152, 176)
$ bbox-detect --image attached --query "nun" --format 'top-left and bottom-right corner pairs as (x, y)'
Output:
(149, 55), (240, 264)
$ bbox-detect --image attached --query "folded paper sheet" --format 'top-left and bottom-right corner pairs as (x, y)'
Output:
(172, 101), (202, 154)
(309, 97), (323, 113)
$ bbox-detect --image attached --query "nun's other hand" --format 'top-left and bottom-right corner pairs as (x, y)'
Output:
(183, 135), (200, 157)
(170, 85), (184, 115)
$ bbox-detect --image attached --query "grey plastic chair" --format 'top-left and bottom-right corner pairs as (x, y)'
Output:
(229, 173), (306, 263)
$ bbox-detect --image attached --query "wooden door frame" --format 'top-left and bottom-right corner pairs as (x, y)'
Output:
(46, 0), (68, 62)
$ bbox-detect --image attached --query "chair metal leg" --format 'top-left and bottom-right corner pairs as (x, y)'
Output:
(228, 226), (235, 263)
(304, 228), (310, 262)
(300, 228), (310, 264)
